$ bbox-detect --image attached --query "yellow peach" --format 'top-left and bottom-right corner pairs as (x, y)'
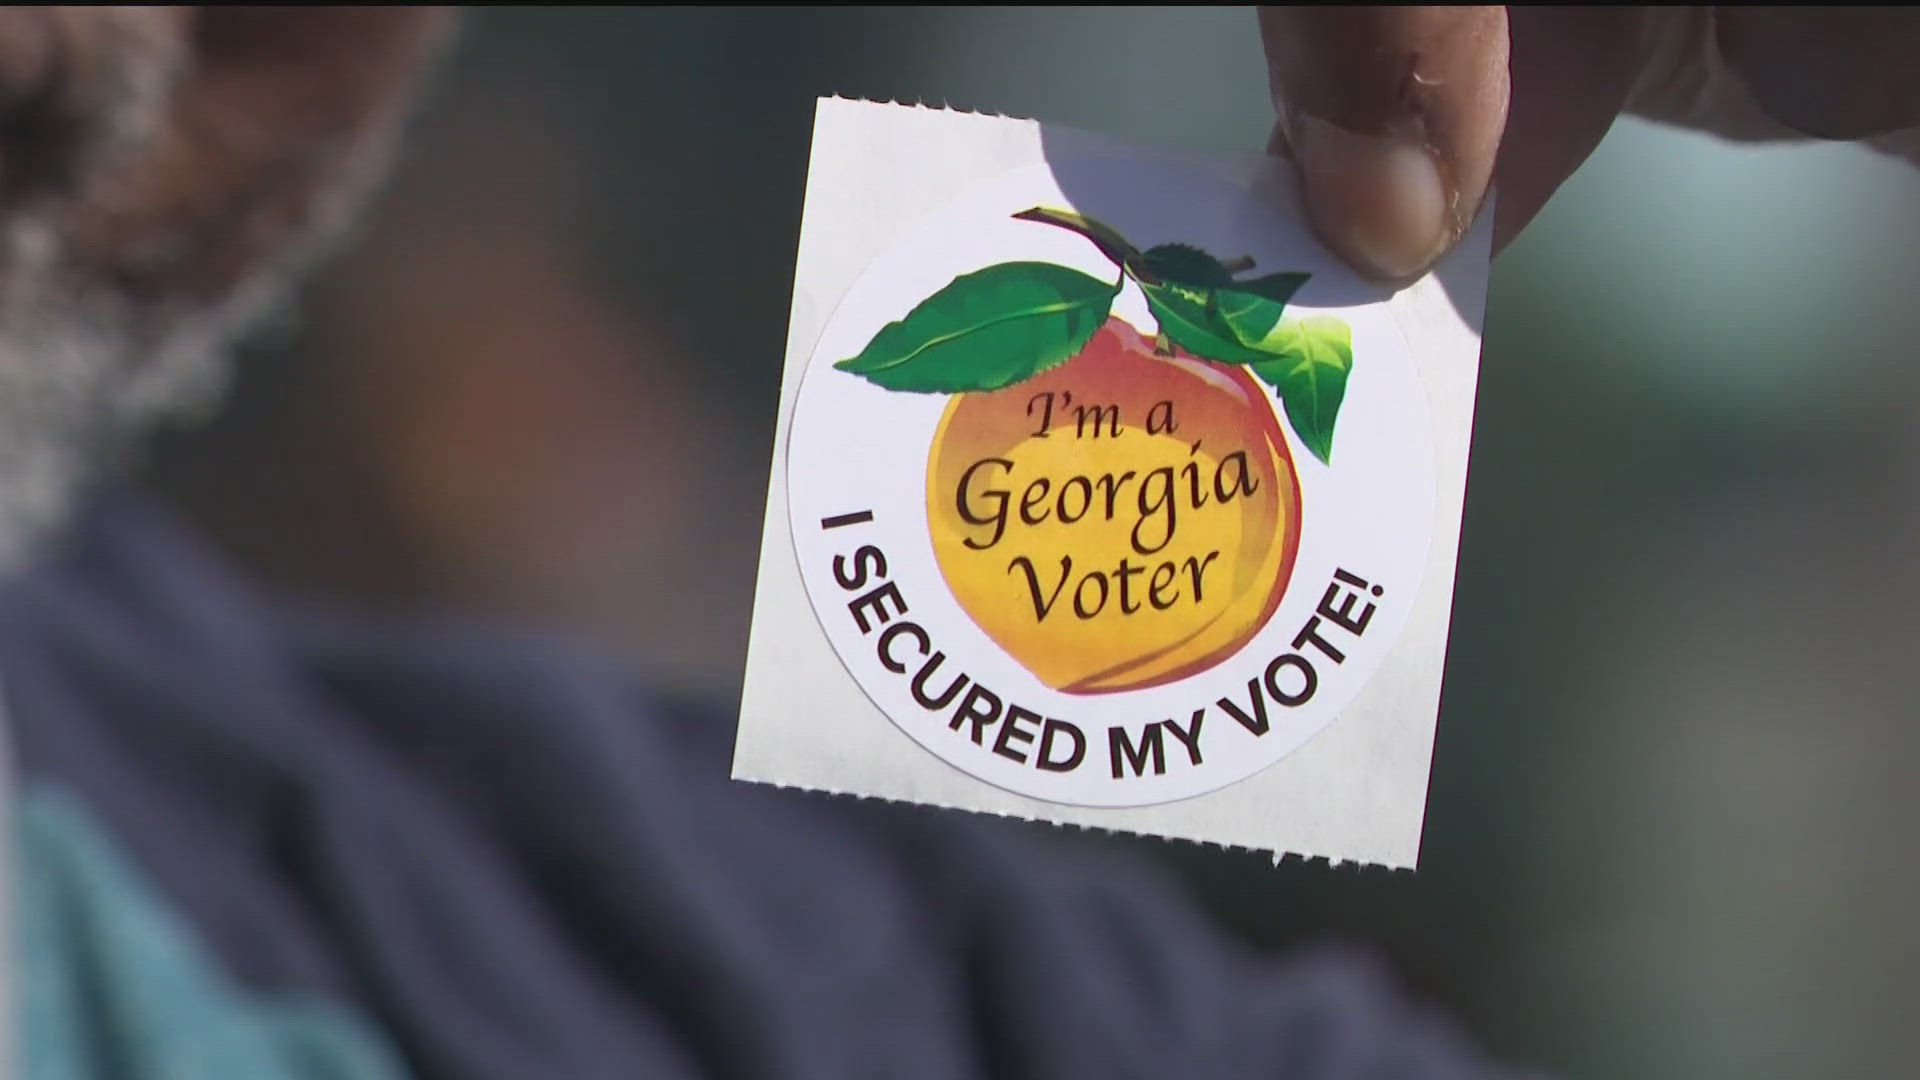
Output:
(928, 317), (1301, 694)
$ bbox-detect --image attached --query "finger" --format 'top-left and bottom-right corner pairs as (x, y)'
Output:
(1260, 6), (1509, 281)
(1493, 7), (1651, 250)
(1716, 7), (1920, 140)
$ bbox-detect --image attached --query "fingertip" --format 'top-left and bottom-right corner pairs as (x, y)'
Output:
(1290, 113), (1452, 282)
(1261, 6), (1508, 283)
(1491, 8), (1654, 257)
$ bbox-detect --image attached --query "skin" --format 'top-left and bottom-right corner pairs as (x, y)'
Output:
(0, 7), (450, 563)
(0, 5), (1912, 554)
(1258, 6), (1920, 283)
(0, 7), (451, 302)
(0, 5), (1902, 336)
(0, 9), (1904, 1070)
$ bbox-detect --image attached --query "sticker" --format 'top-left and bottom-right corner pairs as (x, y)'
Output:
(788, 158), (1435, 808)
(735, 99), (1488, 861)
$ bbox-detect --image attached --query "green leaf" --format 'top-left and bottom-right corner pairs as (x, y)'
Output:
(1141, 243), (1234, 287)
(1136, 253), (1313, 367)
(834, 262), (1119, 393)
(1246, 316), (1353, 465)
(1213, 272), (1312, 346)
(1138, 279), (1275, 365)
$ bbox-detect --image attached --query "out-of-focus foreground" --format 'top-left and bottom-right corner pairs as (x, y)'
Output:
(143, 9), (1920, 1079)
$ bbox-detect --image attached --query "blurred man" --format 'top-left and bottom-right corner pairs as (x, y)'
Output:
(0, 7), (1914, 1079)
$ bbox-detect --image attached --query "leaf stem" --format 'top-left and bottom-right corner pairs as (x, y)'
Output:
(1012, 207), (1160, 285)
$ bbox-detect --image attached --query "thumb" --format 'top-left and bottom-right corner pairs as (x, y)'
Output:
(1260, 6), (1509, 282)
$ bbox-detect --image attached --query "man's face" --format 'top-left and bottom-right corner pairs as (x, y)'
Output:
(0, 7), (449, 565)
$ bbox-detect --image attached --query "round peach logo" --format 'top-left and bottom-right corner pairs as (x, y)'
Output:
(927, 317), (1302, 696)
(787, 158), (1436, 807)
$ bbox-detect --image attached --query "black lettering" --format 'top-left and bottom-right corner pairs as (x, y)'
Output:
(833, 545), (886, 590)
(848, 581), (907, 634)
(1218, 678), (1270, 735)
(1095, 470), (1137, 520)
(1264, 652), (1317, 707)
(950, 684), (1002, 745)
(1183, 551), (1220, 601)
(911, 654), (969, 710)
(1215, 449), (1259, 500)
(1133, 466), (1176, 555)
(1291, 616), (1347, 664)
(1318, 575), (1378, 635)
(993, 705), (1043, 764)
(1018, 477), (1051, 526)
(1026, 391), (1060, 437)
(1073, 402), (1122, 438)
(956, 457), (1014, 550)
(1037, 718), (1086, 772)
(877, 621), (930, 674)
(1147, 562), (1179, 609)
(1183, 441), (1210, 510)
(1145, 399), (1177, 435)
(1057, 475), (1092, 523)
(1163, 710), (1205, 766)
(1109, 723), (1166, 779)
(1072, 571), (1109, 619)
(820, 510), (873, 530)
(1114, 558), (1144, 614)
(1009, 555), (1071, 622)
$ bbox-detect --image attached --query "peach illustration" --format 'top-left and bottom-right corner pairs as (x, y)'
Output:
(927, 317), (1301, 694)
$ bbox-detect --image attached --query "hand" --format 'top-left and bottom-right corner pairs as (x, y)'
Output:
(1259, 6), (1920, 282)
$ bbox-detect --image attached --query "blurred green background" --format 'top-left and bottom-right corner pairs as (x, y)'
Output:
(145, 9), (1920, 1079)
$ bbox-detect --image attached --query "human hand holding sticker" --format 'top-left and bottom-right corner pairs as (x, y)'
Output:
(1259, 6), (1920, 282)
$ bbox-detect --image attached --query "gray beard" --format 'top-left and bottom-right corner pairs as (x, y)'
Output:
(0, 214), (252, 570)
(0, 13), (421, 573)
(0, 10), (181, 571)
(0, 193), (395, 577)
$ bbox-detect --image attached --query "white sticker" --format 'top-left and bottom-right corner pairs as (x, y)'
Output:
(735, 100), (1489, 864)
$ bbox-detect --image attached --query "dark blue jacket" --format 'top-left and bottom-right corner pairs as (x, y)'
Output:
(5, 490), (1518, 1079)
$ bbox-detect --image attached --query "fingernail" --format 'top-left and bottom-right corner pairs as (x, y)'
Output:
(1290, 112), (1450, 281)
